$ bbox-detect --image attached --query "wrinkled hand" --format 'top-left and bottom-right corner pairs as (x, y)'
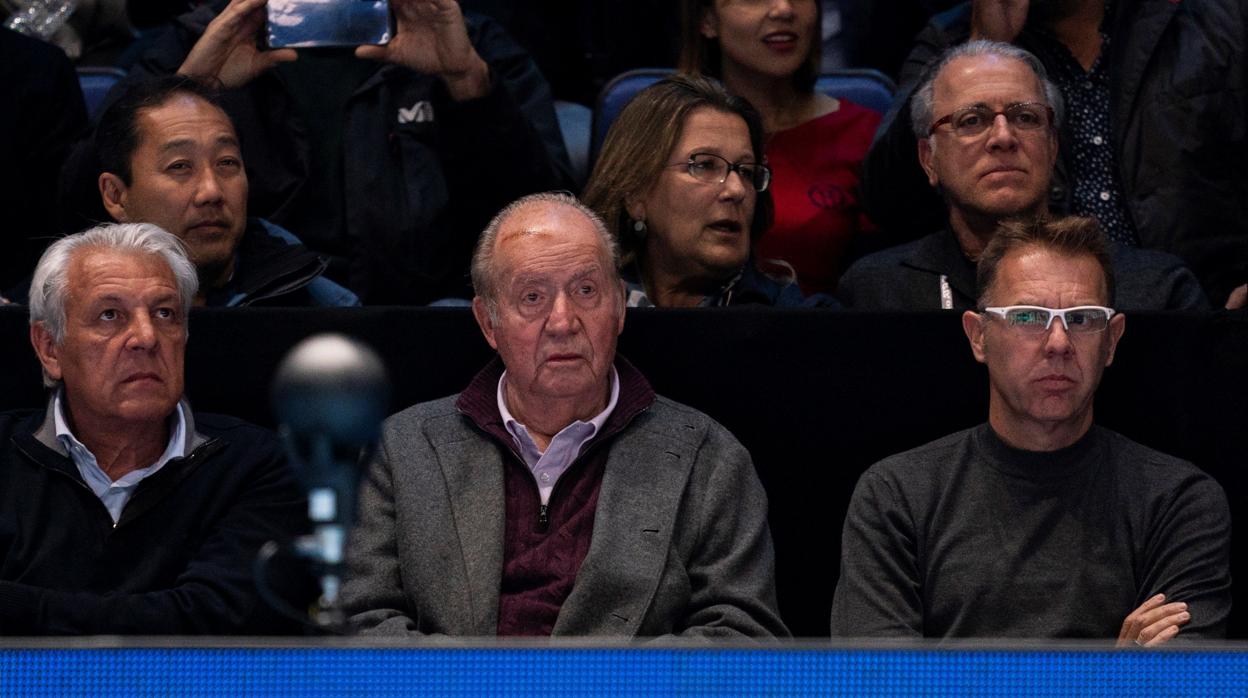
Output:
(1225, 284), (1247, 310)
(970, 0), (1029, 42)
(1116, 593), (1189, 648)
(178, 0), (296, 89)
(355, 0), (489, 100)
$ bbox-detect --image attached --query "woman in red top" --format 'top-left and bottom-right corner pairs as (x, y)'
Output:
(680, 0), (880, 295)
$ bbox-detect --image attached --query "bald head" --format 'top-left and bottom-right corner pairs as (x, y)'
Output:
(472, 192), (621, 313)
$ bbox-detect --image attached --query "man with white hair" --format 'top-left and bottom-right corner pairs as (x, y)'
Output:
(839, 40), (1208, 312)
(0, 222), (307, 634)
(342, 192), (787, 638)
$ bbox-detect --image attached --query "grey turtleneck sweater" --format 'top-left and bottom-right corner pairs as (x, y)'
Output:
(830, 424), (1230, 639)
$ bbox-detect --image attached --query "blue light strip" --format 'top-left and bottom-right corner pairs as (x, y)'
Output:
(2, 646), (1246, 697)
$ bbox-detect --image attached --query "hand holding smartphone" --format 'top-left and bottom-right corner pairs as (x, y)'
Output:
(266, 0), (393, 49)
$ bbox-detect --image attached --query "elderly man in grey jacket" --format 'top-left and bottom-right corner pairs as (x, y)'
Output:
(341, 192), (788, 639)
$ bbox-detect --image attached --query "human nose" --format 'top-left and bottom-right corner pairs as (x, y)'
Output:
(985, 113), (1019, 151)
(1043, 315), (1074, 355)
(126, 313), (159, 351)
(720, 166), (750, 201)
(193, 168), (225, 205)
(544, 292), (579, 335)
(768, 0), (795, 18)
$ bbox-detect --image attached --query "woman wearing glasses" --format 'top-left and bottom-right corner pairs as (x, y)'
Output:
(678, 0), (879, 296)
(583, 74), (831, 307)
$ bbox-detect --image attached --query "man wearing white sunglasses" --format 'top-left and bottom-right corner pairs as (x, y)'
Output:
(831, 215), (1230, 645)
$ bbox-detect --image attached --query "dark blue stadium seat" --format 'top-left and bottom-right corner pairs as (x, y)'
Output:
(814, 68), (896, 115)
(554, 100), (592, 187)
(590, 67), (896, 165)
(76, 66), (126, 122)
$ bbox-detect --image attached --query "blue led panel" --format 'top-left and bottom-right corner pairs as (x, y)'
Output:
(1, 646), (1246, 697)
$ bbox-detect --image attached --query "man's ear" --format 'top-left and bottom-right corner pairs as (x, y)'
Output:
(1104, 311), (1126, 366)
(99, 172), (129, 222)
(471, 296), (499, 351)
(918, 137), (939, 188)
(30, 322), (63, 382)
(699, 6), (718, 38)
(962, 310), (987, 364)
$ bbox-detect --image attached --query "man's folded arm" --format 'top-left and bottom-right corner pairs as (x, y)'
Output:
(1137, 471), (1232, 639)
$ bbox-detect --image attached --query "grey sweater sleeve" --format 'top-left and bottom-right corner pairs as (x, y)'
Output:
(1135, 466), (1232, 638)
(830, 467), (924, 637)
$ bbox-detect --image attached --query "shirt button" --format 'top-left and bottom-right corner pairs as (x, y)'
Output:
(1092, 135), (1104, 145)
(539, 472), (551, 482)
(1084, 81), (1093, 90)
(1099, 191), (1111, 201)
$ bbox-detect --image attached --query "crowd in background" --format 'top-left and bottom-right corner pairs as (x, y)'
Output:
(5, 0), (1240, 312)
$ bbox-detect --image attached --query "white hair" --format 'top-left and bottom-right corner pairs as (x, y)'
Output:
(29, 222), (198, 387)
(911, 39), (1064, 140)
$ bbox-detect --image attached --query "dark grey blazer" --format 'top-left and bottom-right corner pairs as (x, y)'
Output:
(341, 394), (789, 639)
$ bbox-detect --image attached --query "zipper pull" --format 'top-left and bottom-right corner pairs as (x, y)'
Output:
(538, 504), (549, 530)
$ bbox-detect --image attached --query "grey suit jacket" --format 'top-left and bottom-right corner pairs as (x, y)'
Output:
(341, 393), (788, 639)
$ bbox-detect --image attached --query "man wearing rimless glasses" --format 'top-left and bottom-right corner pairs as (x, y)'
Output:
(837, 40), (1208, 312)
(831, 215), (1230, 644)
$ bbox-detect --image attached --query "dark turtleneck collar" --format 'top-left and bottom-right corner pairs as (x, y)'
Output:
(974, 422), (1105, 484)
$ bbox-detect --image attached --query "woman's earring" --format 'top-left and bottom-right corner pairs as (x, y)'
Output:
(632, 219), (647, 237)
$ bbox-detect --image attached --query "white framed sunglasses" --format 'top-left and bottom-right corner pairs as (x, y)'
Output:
(981, 305), (1117, 334)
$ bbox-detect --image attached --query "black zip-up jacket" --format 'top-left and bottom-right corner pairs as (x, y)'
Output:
(118, 3), (572, 304)
(862, 1), (1248, 304)
(0, 401), (308, 635)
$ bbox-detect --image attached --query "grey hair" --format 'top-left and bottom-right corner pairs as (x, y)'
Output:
(910, 39), (1064, 140)
(471, 192), (621, 319)
(29, 223), (198, 386)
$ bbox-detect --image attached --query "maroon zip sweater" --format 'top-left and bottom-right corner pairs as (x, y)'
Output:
(454, 356), (656, 636)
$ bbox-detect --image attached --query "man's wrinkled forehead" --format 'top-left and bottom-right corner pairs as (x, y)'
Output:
(495, 203), (612, 273)
(65, 247), (181, 308)
(989, 245), (1110, 304)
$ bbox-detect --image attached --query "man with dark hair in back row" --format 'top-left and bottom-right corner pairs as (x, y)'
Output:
(831, 215), (1231, 643)
(92, 75), (358, 308)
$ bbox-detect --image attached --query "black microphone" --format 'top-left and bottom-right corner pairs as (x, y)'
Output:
(271, 333), (390, 623)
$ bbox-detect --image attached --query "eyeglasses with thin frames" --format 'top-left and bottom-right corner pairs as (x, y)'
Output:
(929, 102), (1055, 138)
(668, 152), (771, 192)
(981, 305), (1117, 335)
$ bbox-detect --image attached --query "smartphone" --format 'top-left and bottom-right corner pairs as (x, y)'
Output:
(266, 0), (393, 49)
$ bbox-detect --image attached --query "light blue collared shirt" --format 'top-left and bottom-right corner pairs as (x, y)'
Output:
(497, 368), (619, 505)
(53, 391), (187, 524)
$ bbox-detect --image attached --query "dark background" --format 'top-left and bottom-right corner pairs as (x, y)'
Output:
(1, 306), (1244, 638)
